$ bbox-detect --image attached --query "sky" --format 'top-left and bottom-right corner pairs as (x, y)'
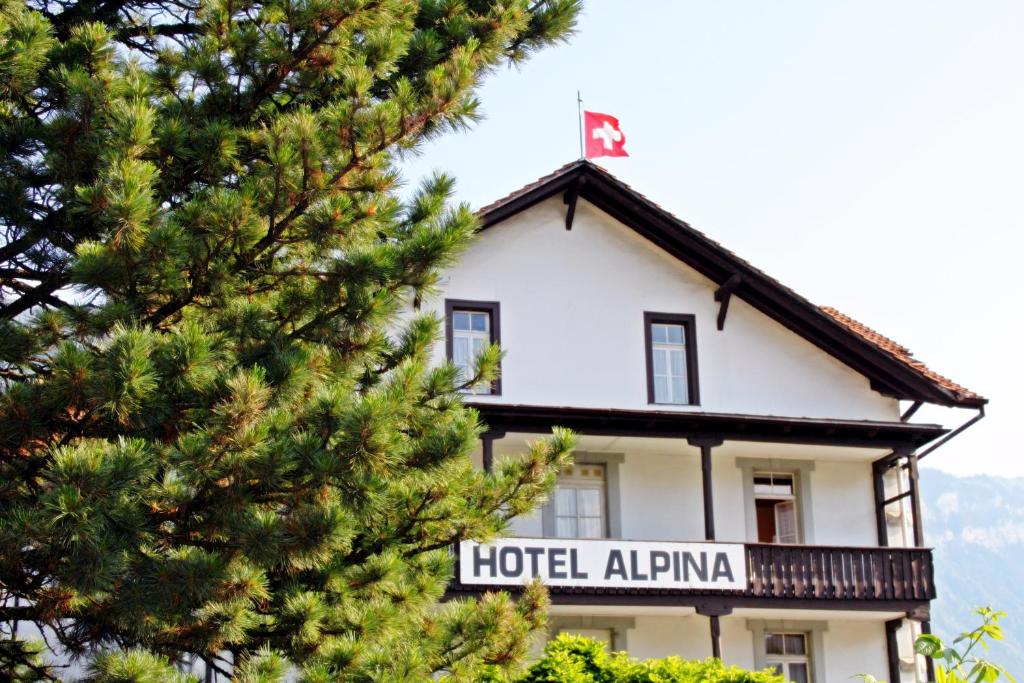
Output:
(400, 1), (1024, 477)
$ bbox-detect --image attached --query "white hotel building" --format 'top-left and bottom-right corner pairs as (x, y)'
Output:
(431, 161), (986, 682)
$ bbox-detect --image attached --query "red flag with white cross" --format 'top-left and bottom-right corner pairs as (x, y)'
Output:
(584, 111), (628, 158)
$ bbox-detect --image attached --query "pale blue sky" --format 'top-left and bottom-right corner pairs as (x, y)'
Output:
(401, 1), (1024, 477)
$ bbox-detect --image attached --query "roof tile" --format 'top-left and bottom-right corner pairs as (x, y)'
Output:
(820, 307), (983, 403)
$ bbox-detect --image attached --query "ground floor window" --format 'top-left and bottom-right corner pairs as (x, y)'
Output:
(549, 616), (634, 653)
(564, 628), (613, 649)
(765, 632), (811, 683)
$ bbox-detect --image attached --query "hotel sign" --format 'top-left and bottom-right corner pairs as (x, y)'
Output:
(459, 538), (747, 590)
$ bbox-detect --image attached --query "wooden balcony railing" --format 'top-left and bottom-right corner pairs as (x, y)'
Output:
(745, 544), (934, 602)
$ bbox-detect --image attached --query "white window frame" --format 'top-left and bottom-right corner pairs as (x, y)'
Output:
(550, 616), (635, 652)
(765, 631), (812, 682)
(737, 459), (816, 545)
(747, 620), (827, 683)
(452, 310), (490, 393)
(651, 323), (689, 404)
(542, 453), (624, 539)
(551, 464), (607, 539)
(754, 472), (799, 544)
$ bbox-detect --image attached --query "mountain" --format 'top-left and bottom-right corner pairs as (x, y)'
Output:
(920, 468), (1024, 675)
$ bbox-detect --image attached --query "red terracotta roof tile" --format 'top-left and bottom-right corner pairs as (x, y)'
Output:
(820, 307), (984, 403)
(475, 160), (584, 217)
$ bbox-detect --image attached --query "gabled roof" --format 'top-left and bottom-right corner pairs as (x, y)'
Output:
(476, 160), (985, 408)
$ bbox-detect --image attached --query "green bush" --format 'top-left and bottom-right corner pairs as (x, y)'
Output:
(505, 634), (785, 683)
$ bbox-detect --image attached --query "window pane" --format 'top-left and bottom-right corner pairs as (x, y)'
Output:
(788, 663), (809, 683)
(765, 633), (785, 655)
(471, 336), (487, 357)
(578, 516), (603, 538)
(774, 501), (798, 543)
(754, 473), (794, 496)
(453, 311), (470, 330)
(653, 348), (668, 374)
(784, 634), (807, 655)
(671, 376), (686, 404)
(651, 324), (667, 343)
(666, 324), (684, 344)
(772, 475), (794, 495)
(670, 348), (684, 375)
(555, 517), (577, 538)
(654, 376), (669, 403)
(470, 312), (488, 332)
(577, 488), (602, 517)
(554, 488), (577, 516)
(453, 337), (470, 368)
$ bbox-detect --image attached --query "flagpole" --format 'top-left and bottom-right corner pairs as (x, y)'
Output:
(577, 90), (584, 160)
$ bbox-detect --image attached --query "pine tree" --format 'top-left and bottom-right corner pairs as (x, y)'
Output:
(0, 0), (579, 678)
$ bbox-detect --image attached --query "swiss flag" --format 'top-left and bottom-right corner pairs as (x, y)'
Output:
(584, 111), (628, 158)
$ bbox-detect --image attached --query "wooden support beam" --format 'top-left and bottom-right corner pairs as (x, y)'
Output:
(713, 274), (742, 330)
(695, 604), (731, 660)
(688, 437), (723, 541)
(885, 619), (902, 683)
(873, 460), (889, 547)
(907, 453), (925, 547)
(921, 620), (937, 681)
(709, 615), (722, 659)
(563, 177), (585, 230)
(481, 430), (505, 473)
(901, 400), (923, 422)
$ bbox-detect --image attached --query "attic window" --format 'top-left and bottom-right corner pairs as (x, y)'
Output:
(445, 300), (501, 395)
(644, 313), (699, 406)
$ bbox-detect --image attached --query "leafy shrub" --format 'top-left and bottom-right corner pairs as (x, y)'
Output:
(859, 606), (1015, 683)
(506, 634), (784, 683)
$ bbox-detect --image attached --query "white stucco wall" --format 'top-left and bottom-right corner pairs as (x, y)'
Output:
(811, 460), (878, 546)
(617, 451), (704, 542)
(425, 197), (900, 421)
(823, 620), (891, 681)
(501, 439), (880, 547)
(626, 614), (712, 661)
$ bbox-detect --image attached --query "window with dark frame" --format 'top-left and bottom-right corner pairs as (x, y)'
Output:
(445, 299), (501, 395)
(643, 312), (699, 405)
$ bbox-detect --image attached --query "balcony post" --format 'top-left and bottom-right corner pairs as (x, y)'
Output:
(907, 453), (925, 546)
(481, 430), (505, 474)
(918, 618), (937, 681)
(697, 605), (730, 659)
(872, 459), (889, 546)
(687, 438), (723, 541)
(885, 618), (902, 683)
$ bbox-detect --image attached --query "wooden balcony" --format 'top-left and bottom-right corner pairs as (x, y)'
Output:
(448, 539), (934, 611)
(745, 543), (934, 603)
